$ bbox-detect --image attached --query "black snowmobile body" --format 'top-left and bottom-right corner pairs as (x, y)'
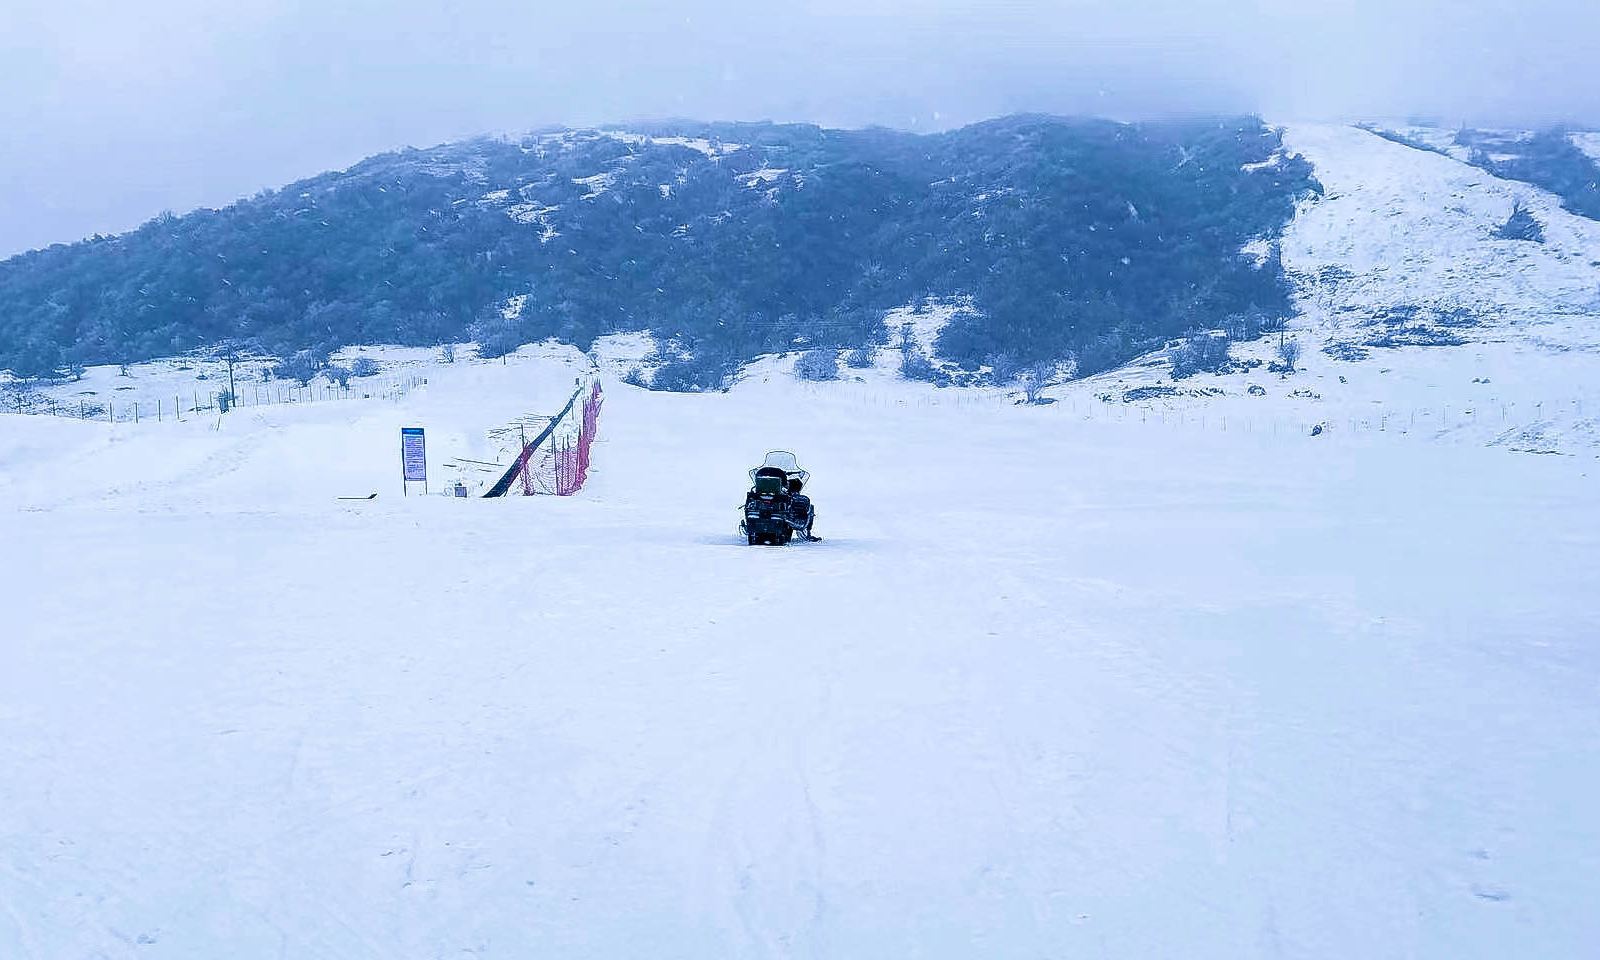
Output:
(739, 452), (817, 545)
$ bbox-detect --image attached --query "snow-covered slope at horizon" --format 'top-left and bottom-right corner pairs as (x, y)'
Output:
(4, 348), (1600, 958)
(1280, 124), (1600, 338)
(1049, 123), (1600, 456)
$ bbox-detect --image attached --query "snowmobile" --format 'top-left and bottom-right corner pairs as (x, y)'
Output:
(740, 451), (819, 545)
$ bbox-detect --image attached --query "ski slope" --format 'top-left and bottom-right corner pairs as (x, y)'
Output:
(3, 346), (1599, 958)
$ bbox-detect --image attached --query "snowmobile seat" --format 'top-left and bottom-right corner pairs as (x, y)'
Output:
(752, 466), (789, 496)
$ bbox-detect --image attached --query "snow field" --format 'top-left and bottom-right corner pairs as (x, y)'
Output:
(4, 120), (1600, 958)
(3, 354), (1599, 958)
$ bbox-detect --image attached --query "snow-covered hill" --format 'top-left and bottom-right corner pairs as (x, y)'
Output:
(3, 123), (1600, 959)
(0, 115), (1310, 383)
(1048, 123), (1600, 456)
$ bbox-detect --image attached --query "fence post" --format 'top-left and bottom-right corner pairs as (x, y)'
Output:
(80, 400), (86, 419)
(134, 402), (139, 423)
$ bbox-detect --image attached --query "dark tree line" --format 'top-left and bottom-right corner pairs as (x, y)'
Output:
(0, 115), (1319, 385)
(1456, 127), (1600, 221)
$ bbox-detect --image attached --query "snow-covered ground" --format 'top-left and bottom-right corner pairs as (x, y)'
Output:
(883, 297), (978, 360)
(4, 122), (1600, 958)
(4, 345), (1599, 958)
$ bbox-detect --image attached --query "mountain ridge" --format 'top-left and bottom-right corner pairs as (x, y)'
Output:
(0, 114), (1315, 384)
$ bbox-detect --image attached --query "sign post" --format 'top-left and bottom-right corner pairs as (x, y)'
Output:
(401, 427), (427, 495)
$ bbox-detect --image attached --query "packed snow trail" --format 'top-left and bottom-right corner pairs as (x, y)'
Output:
(2, 362), (1599, 959)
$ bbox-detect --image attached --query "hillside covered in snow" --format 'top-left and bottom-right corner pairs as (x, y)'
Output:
(0, 116), (1314, 384)
(1015, 121), (1600, 456)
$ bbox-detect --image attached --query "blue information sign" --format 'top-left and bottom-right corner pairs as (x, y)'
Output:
(401, 427), (427, 489)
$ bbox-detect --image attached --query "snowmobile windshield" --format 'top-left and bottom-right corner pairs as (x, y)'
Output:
(761, 451), (802, 473)
(750, 450), (809, 483)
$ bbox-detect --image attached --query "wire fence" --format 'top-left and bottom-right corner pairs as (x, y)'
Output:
(4, 376), (429, 423)
(819, 385), (1595, 444)
(554, 381), (604, 495)
(481, 378), (604, 498)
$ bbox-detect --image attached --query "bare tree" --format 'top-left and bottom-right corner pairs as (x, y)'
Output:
(1018, 360), (1059, 404)
(200, 338), (262, 412)
(1276, 335), (1302, 371)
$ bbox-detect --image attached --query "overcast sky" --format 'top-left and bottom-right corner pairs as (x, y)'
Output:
(3, 0), (1597, 256)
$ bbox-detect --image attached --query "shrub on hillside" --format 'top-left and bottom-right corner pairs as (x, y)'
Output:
(651, 354), (731, 392)
(1224, 308), (1286, 341)
(1169, 333), (1232, 379)
(1495, 201), (1546, 242)
(899, 344), (937, 382)
(984, 353), (1021, 384)
(1276, 337), (1302, 369)
(795, 349), (839, 381)
(843, 347), (875, 369)
(470, 317), (525, 360)
(323, 364), (351, 388)
(350, 357), (381, 377)
(1017, 361), (1056, 404)
(273, 350), (322, 385)
(1322, 341), (1370, 362)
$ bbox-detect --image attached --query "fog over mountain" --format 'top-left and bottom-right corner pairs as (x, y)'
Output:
(4, 0), (1598, 256)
